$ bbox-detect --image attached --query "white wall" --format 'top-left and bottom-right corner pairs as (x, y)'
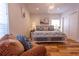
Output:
(8, 3), (31, 37)
(30, 13), (61, 29)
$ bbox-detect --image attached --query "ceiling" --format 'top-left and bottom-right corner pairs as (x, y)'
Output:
(22, 3), (79, 14)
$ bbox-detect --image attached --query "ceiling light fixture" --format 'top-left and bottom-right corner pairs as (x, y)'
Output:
(49, 5), (54, 10)
(57, 8), (60, 10)
(48, 4), (55, 10)
(36, 8), (39, 10)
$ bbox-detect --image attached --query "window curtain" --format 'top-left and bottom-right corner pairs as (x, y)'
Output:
(0, 3), (9, 38)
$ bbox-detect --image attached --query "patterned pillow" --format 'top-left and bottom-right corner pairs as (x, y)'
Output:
(16, 35), (32, 51)
(36, 26), (44, 31)
(48, 26), (54, 31)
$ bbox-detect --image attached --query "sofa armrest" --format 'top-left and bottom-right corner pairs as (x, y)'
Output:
(20, 45), (47, 56)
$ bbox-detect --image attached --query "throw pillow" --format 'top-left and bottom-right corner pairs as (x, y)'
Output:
(16, 35), (32, 51)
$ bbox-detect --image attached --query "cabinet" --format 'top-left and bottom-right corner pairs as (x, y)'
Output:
(62, 10), (79, 41)
(69, 11), (79, 41)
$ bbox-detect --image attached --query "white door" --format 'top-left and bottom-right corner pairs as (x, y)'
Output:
(69, 11), (78, 40)
(62, 15), (70, 38)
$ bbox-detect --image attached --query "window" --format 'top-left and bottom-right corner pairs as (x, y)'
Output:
(0, 3), (9, 38)
(51, 19), (60, 30)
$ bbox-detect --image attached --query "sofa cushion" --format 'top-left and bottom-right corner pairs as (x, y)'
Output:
(16, 35), (32, 51)
(0, 39), (24, 56)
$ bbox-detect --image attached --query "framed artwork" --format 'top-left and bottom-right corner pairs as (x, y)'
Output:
(40, 17), (49, 24)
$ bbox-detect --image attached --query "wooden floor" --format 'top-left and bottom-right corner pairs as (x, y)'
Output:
(36, 39), (79, 56)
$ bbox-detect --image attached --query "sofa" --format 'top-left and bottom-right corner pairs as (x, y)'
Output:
(0, 34), (47, 56)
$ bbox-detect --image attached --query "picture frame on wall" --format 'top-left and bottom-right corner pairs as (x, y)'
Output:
(40, 17), (49, 24)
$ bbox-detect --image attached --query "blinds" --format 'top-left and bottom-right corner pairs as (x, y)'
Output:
(0, 3), (9, 38)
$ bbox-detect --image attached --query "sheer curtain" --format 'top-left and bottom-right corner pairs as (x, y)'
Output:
(50, 19), (60, 30)
(0, 3), (9, 38)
